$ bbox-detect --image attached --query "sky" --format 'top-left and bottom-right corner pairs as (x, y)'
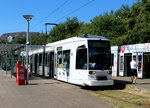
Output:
(0, 0), (137, 36)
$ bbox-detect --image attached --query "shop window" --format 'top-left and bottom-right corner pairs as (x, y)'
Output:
(120, 56), (123, 71)
(111, 54), (114, 66)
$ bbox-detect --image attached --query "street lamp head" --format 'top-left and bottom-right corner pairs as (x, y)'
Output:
(45, 23), (58, 26)
(23, 15), (34, 21)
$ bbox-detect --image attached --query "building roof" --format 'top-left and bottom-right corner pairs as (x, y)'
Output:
(0, 44), (44, 53)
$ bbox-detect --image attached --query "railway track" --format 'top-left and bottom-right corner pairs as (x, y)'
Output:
(86, 89), (150, 108)
(121, 90), (150, 99)
(98, 92), (150, 108)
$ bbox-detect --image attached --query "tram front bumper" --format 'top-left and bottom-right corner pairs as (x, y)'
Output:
(83, 80), (114, 86)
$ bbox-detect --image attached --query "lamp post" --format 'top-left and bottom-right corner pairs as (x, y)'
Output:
(23, 15), (34, 85)
(45, 23), (58, 42)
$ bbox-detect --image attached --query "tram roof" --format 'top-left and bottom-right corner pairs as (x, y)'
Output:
(78, 34), (109, 40)
(46, 34), (109, 46)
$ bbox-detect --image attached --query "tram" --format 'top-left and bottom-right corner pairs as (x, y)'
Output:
(29, 34), (113, 86)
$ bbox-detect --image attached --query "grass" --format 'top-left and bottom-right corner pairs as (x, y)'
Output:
(123, 85), (150, 98)
(98, 95), (142, 108)
(85, 85), (150, 108)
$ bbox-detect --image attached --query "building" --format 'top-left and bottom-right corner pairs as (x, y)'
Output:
(111, 43), (150, 78)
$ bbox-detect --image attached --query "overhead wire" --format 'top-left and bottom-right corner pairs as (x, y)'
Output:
(55, 0), (95, 22)
(31, 0), (70, 30)
(32, 0), (95, 33)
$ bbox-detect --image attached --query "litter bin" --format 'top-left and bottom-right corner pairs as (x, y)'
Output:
(16, 61), (27, 85)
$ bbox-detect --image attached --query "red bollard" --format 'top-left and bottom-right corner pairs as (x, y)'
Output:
(16, 61), (26, 85)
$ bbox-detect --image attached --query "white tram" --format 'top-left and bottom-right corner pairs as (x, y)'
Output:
(30, 34), (113, 86)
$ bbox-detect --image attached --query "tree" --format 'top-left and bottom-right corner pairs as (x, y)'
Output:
(10, 37), (26, 44)
(0, 39), (6, 44)
(78, 22), (93, 35)
(91, 10), (126, 44)
(32, 33), (47, 45)
(130, 0), (150, 43)
(122, 0), (150, 44)
(49, 17), (80, 42)
(111, 0), (150, 45)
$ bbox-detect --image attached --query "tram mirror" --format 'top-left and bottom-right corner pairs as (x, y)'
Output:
(77, 45), (86, 50)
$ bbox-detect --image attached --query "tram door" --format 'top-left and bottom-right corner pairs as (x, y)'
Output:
(44, 53), (49, 77)
(34, 54), (38, 74)
(48, 52), (54, 78)
(119, 55), (124, 76)
(124, 54), (132, 76)
(143, 53), (150, 78)
(63, 50), (70, 77)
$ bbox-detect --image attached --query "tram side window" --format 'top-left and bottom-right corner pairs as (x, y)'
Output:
(57, 51), (63, 68)
(45, 53), (48, 66)
(39, 54), (42, 66)
(138, 55), (142, 61)
(63, 50), (70, 69)
(76, 46), (87, 69)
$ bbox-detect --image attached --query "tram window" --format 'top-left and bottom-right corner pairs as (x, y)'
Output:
(138, 55), (142, 61)
(57, 51), (63, 68)
(63, 50), (70, 69)
(39, 54), (42, 66)
(45, 53), (48, 66)
(47, 53), (50, 66)
(76, 46), (87, 69)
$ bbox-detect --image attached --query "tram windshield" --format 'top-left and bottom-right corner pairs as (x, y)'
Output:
(88, 40), (111, 70)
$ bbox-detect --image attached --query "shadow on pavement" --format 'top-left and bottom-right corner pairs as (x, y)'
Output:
(29, 74), (54, 80)
(81, 79), (132, 91)
(29, 82), (61, 85)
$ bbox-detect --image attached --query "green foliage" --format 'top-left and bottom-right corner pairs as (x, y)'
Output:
(10, 37), (26, 44)
(8, 33), (47, 45)
(49, 17), (80, 42)
(132, 0), (150, 43)
(91, 11), (126, 40)
(121, 0), (150, 44)
(32, 33), (47, 45)
(0, 39), (6, 44)
(78, 22), (94, 35)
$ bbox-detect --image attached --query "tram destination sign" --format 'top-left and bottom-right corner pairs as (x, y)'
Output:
(89, 40), (109, 48)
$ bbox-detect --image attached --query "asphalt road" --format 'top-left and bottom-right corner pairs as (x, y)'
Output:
(0, 70), (114, 108)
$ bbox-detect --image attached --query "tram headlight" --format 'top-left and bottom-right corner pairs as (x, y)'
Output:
(107, 70), (112, 74)
(89, 71), (96, 75)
